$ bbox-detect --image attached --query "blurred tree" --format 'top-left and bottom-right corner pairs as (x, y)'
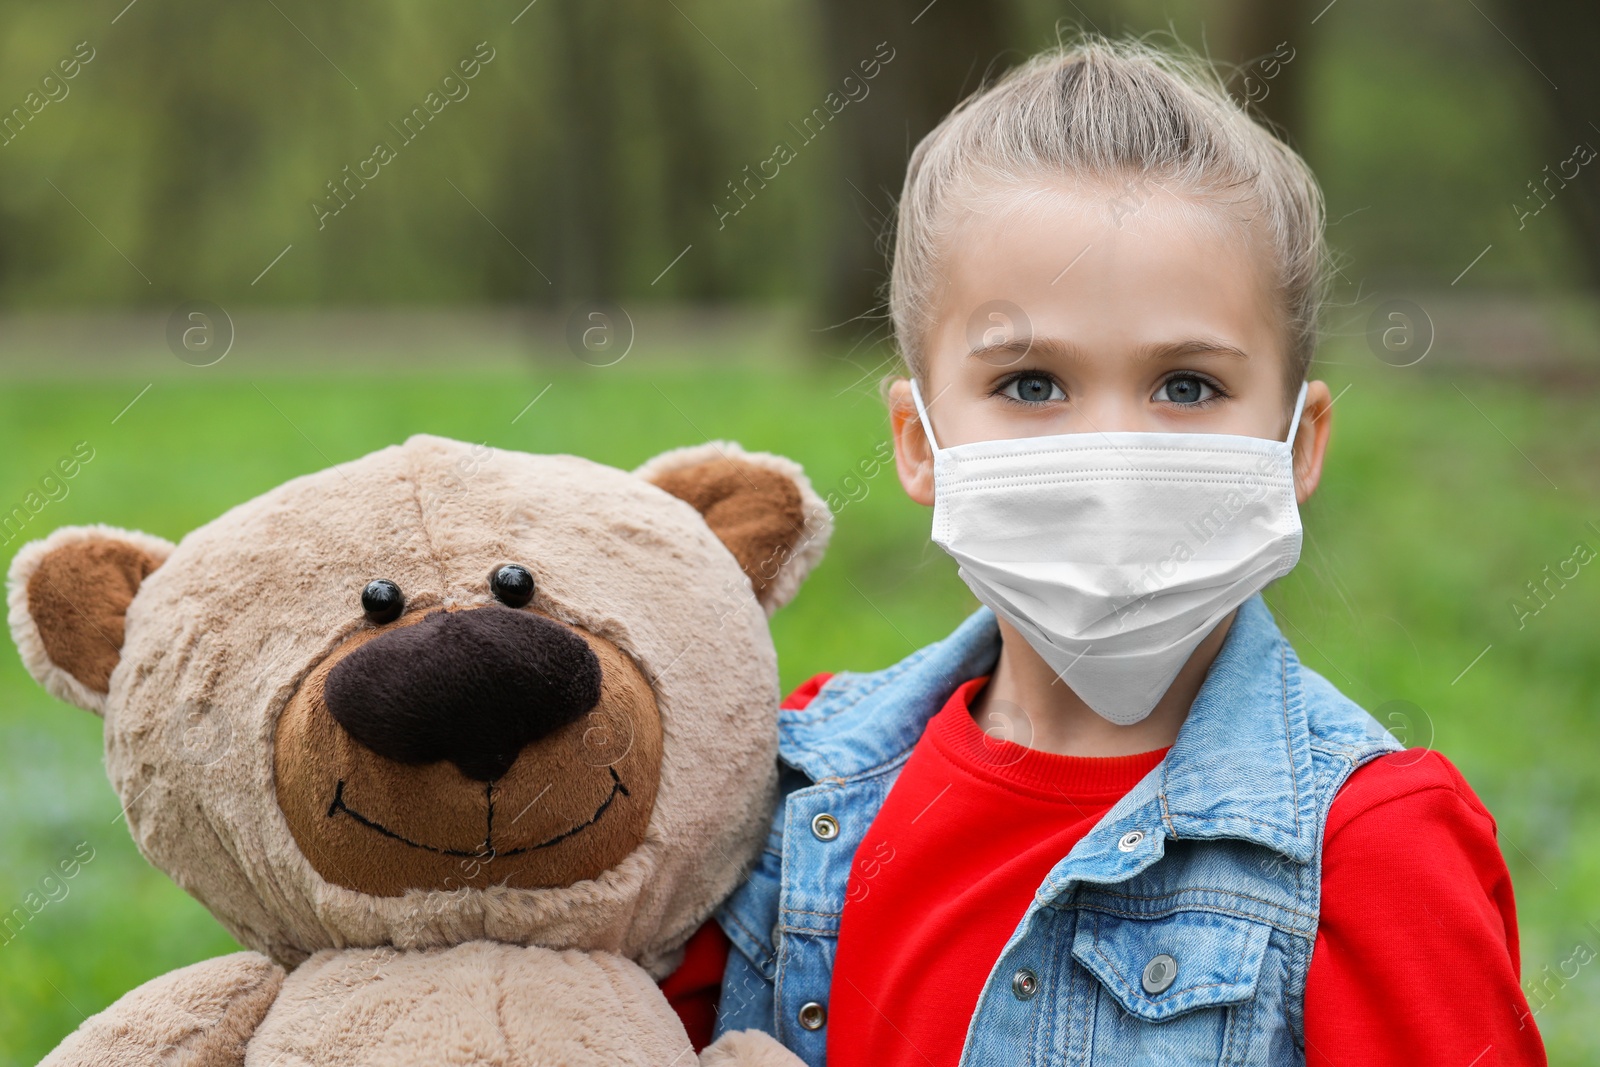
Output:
(545, 0), (628, 301)
(1499, 0), (1600, 290)
(814, 0), (1016, 349)
(1207, 0), (1313, 151)
(519, 0), (740, 304)
(811, 0), (1321, 352)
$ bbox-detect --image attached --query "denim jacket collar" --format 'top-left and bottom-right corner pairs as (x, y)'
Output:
(776, 594), (1318, 863)
(1158, 593), (1319, 862)
(777, 605), (1001, 783)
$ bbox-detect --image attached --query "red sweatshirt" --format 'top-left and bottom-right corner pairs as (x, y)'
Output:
(659, 675), (1536, 1067)
(827, 674), (1170, 1063)
(663, 672), (1546, 1066)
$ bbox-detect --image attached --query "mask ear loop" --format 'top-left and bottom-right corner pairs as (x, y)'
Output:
(909, 378), (943, 453)
(1285, 381), (1309, 445)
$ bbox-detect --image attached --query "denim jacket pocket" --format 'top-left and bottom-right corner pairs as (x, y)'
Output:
(1070, 907), (1273, 1023)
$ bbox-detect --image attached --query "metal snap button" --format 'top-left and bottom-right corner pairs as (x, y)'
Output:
(1011, 968), (1039, 1000)
(1117, 829), (1145, 851)
(1142, 953), (1178, 994)
(811, 812), (840, 841)
(797, 1000), (827, 1030)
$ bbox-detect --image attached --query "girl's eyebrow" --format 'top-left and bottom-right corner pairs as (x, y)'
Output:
(966, 335), (1074, 365)
(966, 336), (1252, 364)
(960, 337), (1049, 367)
(1139, 338), (1252, 362)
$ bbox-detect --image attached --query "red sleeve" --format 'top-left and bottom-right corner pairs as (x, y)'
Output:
(1305, 749), (1548, 1066)
(782, 672), (835, 710)
(658, 919), (733, 1052)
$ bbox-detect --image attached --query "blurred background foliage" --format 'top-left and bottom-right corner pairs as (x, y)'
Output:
(1, 0), (1598, 1063)
(0, 0), (1593, 316)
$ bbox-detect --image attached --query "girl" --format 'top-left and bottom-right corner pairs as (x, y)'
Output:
(706, 33), (1547, 1066)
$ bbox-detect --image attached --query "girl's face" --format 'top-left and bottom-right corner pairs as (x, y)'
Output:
(890, 180), (1332, 506)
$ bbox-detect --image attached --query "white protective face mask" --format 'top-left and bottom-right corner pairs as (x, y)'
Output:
(910, 378), (1309, 725)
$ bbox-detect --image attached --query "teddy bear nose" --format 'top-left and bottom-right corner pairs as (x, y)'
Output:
(323, 605), (603, 781)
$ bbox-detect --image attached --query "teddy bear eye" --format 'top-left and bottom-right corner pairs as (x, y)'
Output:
(361, 579), (405, 624)
(489, 564), (535, 608)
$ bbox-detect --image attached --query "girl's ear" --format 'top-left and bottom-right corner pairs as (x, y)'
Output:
(1292, 379), (1334, 505)
(887, 377), (936, 507)
(636, 441), (831, 615)
(7, 524), (175, 716)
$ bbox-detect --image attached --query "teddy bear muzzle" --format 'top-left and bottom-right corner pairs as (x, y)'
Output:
(273, 604), (664, 896)
(323, 605), (603, 782)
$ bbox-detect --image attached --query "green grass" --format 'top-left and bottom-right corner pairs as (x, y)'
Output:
(1, 345), (1597, 1062)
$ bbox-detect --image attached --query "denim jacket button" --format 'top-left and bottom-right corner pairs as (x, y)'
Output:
(1117, 829), (1145, 851)
(798, 1001), (827, 1030)
(811, 812), (840, 841)
(1142, 953), (1178, 994)
(1010, 968), (1039, 1000)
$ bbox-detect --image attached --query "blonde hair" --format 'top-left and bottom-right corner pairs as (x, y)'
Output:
(888, 33), (1330, 397)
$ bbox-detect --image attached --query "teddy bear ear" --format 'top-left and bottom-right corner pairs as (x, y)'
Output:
(636, 442), (832, 616)
(7, 525), (175, 716)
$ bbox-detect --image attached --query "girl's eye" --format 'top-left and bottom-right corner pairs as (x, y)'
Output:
(1001, 374), (1065, 404)
(1156, 375), (1217, 405)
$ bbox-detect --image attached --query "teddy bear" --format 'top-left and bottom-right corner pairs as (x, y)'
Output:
(7, 433), (830, 1067)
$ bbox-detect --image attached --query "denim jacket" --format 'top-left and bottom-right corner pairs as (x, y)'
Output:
(712, 593), (1405, 1065)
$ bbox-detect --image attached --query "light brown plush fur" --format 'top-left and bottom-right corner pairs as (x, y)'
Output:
(9, 435), (827, 1066)
(39, 952), (284, 1067)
